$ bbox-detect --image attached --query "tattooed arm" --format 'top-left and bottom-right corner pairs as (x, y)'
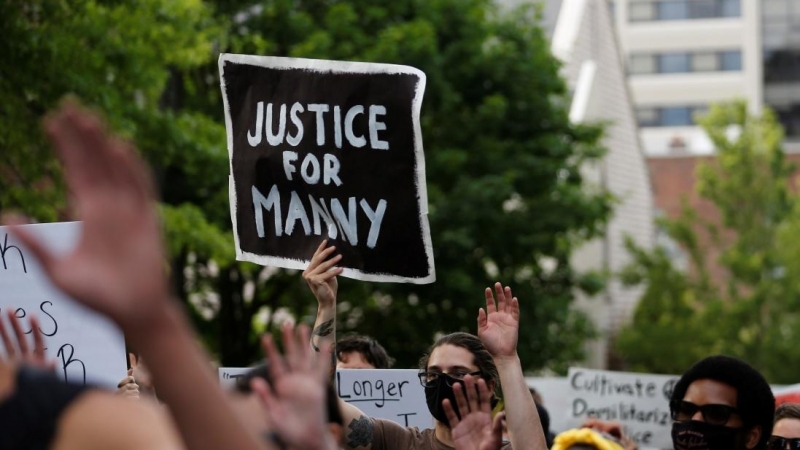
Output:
(303, 241), (342, 355)
(303, 242), (379, 450)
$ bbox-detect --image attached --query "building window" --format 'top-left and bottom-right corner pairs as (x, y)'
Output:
(721, 0), (741, 17)
(662, 107), (693, 126)
(636, 106), (707, 127)
(658, 1), (688, 20)
(660, 53), (691, 72)
(630, 50), (742, 74)
(629, 0), (741, 22)
(720, 51), (743, 71)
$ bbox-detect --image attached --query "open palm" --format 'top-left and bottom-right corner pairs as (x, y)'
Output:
(253, 324), (335, 450)
(478, 283), (520, 358)
(8, 103), (169, 330)
(444, 376), (503, 450)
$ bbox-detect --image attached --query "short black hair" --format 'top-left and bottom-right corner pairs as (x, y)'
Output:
(337, 334), (394, 369)
(233, 363), (343, 426)
(670, 355), (775, 450)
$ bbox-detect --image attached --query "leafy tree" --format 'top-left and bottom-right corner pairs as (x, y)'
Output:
(617, 101), (800, 383)
(2, 0), (612, 371)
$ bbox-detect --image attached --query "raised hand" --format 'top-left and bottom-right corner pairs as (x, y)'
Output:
(443, 375), (504, 450)
(117, 369), (140, 399)
(303, 240), (343, 307)
(252, 323), (336, 450)
(477, 282), (520, 359)
(5, 101), (169, 332)
(0, 310), (55, 371)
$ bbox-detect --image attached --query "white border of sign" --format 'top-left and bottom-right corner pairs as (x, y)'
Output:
(219, 54), (434, 284)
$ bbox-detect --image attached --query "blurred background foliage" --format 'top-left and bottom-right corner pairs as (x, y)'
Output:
(1, 0), (612, 372)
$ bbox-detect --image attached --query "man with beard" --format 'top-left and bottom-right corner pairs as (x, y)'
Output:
(670, 355), (775, 450)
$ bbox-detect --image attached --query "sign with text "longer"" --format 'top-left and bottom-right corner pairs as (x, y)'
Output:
(0, 222), (127, 388)
(337, 369), (434, 430)
(219, 54), (434, 283)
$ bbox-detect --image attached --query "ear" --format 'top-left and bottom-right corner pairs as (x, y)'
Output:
(745, 425), (762, 450)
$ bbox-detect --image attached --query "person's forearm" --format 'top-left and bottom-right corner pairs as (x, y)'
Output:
(127, 300), (267, 450)
(311, 300), (336, 355)
(495, 354), (546, 450)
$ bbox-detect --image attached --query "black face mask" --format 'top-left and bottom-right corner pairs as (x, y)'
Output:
(672, 420), (746, 450)
(424, 376), (498, 426)
(425, 375), (461, 425)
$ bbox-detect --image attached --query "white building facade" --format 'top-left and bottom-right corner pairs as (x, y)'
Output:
(611, 0), (800, 155)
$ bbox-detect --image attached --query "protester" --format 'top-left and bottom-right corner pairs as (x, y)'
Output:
(442, 373), (504, 450)
(117, 353), (156, 400)
(770, 403), (800, 450)
(670, 355), (775, 450)
(307, 242), (545, 450)
(336, 333), (394, 369)
(6, 100), (317, 450)
(0, 312), (184, 449)
(303, 242), (394, 370)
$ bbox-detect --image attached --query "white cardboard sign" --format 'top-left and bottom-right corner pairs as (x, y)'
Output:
(336, 369), (434, 429)
(0, 222), (127, 388)
(218, 367), (250, 390)
(566, 368), (679, 449)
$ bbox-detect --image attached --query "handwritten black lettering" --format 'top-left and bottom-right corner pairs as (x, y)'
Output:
(57, 343), (86, 385)
(397, 412), (417, 427)
(38, 301), (58, 337)
(0, 234), (27, 273)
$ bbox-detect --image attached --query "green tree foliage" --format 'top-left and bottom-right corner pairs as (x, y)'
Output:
(617, 100), (800, 383)
(1, 0), (612, 371)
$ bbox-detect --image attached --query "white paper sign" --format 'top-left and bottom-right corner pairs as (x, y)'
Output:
(566, 368), (679, 449)
(0, 222), (127, 388)
(527, 376), (571, 433)
(219, 367), (250, 389)
(336, 369), (434, 429)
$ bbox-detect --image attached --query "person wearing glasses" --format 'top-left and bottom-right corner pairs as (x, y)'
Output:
(669, 355), (775, 450)
(769, 403), (800, 450)
(304, 241), (546, 450)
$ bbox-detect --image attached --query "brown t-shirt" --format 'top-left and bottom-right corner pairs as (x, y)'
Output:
(370, 418), (512, 450)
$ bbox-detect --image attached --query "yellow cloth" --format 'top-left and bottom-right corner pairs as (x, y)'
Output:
(551, 428), (625, 450)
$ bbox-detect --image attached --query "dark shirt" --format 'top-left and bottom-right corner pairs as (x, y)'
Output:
(0, 366), (90, 450)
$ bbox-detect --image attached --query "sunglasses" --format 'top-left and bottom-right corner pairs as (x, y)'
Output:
(769, 437), (800, 450)
(670, 400), (740, 426)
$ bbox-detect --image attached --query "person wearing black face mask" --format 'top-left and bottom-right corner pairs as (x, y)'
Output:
(669, 355), (775, 450)
(305, 242), (546, 450)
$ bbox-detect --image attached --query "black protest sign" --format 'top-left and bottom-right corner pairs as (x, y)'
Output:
(219, 54), (434, 283)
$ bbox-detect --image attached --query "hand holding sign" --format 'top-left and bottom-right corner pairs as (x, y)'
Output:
(253, 323), (336, 450)
(0, 311), (54, 372)
(303, 240), (343, 308)
(444, 375), (504, 450)
(6, 101), (169, 332)
(478, 283), (520, 359)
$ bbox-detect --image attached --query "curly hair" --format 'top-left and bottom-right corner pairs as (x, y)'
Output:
(670, 355), (775, 450)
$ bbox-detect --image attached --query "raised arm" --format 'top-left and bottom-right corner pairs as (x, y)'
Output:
(478, 283), (546, 450)
(7, 101), (265, 450)
(302, 242), (375, 450)
(304, 240), (342, 354)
